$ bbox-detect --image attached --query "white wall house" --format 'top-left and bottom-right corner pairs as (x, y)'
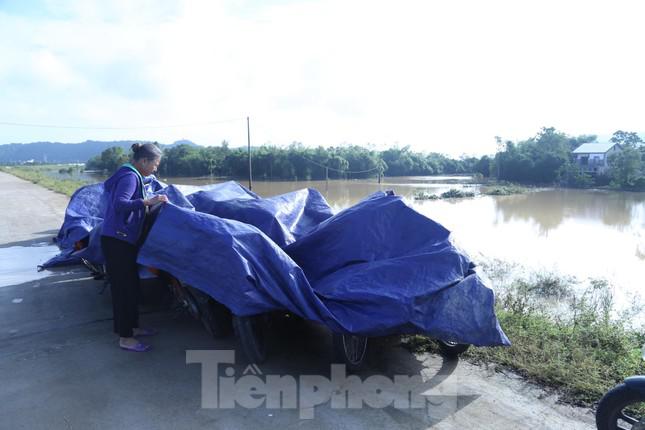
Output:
(572, 142), (621, 174)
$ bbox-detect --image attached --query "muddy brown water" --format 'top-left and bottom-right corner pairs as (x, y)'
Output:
(23, 171), (645, 311)
(158, 175), (645, 311)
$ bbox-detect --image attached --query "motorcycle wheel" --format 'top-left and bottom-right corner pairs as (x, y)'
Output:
(435, 339), (470, 357)
(332, 333), (368, 372)
(596, 383), (645, 430)
(200, 298), (233, 338)
(233, 314), (268, 364)
(187, 287), (232, 338)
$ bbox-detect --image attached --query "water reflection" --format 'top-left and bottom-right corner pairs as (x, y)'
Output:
(493, 189), (645, 235)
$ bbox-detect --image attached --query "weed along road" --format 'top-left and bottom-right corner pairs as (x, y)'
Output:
(0, 171), (596, 429)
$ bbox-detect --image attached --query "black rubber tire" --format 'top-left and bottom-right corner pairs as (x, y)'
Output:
(187, 287), (233, 338)
(201, 298), (233, 338)
(436, 339), (470, 357)
(233, 315), (268, 364)
(596, 383), (645, 430)
(332, 333), (368, 372)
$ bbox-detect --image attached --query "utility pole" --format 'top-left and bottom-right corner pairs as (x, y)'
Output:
(325, 166), (329, 192)
(495, 136), (503, 179)
(247, 116), (252, 191)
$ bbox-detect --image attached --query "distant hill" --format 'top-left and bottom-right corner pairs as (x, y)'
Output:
(167, 139), (198, 147)
(0, 140), (197, 163)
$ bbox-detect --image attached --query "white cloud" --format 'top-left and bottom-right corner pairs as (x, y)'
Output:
(1, 0), (644, 155)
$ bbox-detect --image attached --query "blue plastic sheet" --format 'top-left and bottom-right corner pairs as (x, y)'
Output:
(193, 188), (333, 247)
(285, 191), (453, 282)
(137, 195), (510, 346)
(43, 176), (173, 268)
(186, 181), (259, 209)
(44, 178), (510, 346)
(54, 183), (106, 251)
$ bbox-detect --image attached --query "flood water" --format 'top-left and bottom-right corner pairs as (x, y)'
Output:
(161, 175), (645, 307)
(52, 171), (645, 307)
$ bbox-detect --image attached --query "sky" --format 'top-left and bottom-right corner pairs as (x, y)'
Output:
(1, 0), (644, 156)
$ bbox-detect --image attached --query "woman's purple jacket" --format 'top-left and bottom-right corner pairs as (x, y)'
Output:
(101, 166), (146, 245)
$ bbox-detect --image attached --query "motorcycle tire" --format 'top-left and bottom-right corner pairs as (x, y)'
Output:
(332, 333), (368, 372)
(596, 383), (645, 430)
(436, 339), (470, 357)
(201, 298), (233, 338)
(233, 314), (268, 364)
(187, 287), (232, 338)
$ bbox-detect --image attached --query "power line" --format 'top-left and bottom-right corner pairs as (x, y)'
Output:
(0, 117), (246, 130)
(299, 153), (381, 174)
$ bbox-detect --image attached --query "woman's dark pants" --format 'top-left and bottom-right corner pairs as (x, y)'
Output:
(101, 236), (140, 338)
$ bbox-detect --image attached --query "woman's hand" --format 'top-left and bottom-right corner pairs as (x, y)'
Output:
(144, 194), (169, 207)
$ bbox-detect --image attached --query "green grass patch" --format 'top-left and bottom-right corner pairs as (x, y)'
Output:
(481, 184), (530, 196)
(413, 192), (441, 201)
(414, 188), (476, 200)
(440, 188), (475, 199)
(0, 165), (89, 196)
(404, 278), (645, 407)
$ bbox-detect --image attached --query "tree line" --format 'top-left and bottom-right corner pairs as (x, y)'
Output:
(86, 142), (487, 180)
(85, 128), (645, 190)
(492, 128), (645, 191)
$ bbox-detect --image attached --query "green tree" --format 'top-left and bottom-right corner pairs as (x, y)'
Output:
(607, 130), (645, 190)
(608, 143), (644, 190)
(85, 147), (128, 172)
(610, 130), (643, 146)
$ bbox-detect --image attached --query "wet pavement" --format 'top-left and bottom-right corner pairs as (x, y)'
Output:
(0, 243), (75, 288)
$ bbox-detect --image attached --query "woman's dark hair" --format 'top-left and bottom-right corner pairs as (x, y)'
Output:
(131, 142), (162, 161)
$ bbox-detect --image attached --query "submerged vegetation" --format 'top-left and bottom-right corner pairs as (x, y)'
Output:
(481, 184), (531, 196)
(414, 184), (528, 201)
(414, 188), (475, 200)
(0, 165), (88, 196)
(403, 276), (645, 406)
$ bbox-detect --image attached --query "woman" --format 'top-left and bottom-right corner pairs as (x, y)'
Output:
(101, 142), (168, 352)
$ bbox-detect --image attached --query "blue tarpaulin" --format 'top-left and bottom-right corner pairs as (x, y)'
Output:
(44, 179), (510, 346)
(192, 188), (334, 248)
(43, 177), (171, 268)
(54, 183), (106, 251)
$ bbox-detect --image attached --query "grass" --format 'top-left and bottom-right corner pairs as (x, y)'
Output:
(414, 184), (528, 201)
(403, 277), (645, 407)
(440, 188), (475, 198)
(0, 165), (89, 196)
(413, 192), (441, 200)
(414, 188), (476, 200)
(481, 184), (530, 196)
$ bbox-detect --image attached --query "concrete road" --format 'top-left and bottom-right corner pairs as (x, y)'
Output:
(0, 172), (596, 429)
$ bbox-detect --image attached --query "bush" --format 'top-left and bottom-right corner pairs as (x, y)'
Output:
(594, 173), (612, 187)
(482, 184), (528, 195)
(413, 192), (440, 201)
(440, 188), (475, 199)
